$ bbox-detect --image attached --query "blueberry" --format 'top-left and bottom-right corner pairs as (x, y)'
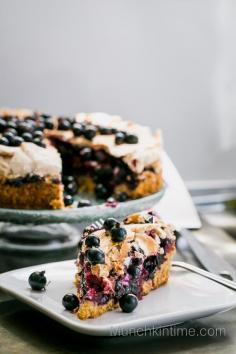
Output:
(33, 137), (46, 148)
(0, 118), (7, 132)
(40, 114), (51, 120)
(58, 119), (71, 130)
(17, 121), (33, 134)
(44, 118), (54, 129)
(62, 175), (75, 185)
(6, 120), (17, 130)
(73, 123), (84, 137)
(10, 136), (24, 147)
(125, 134), (138, 144)
(111, 227), (127, 242)
(103, 218), (119, 230)
(116, 192), (128, 202)
(68, 116), (76, 124)
(3, 131), (15, 142)
(5, 128), (17, 136)
(94, 150), (107, 162)
(119, 294), (138, 313)
(28, 271), (47, 291)
(64, 195), (74, 206)
(33, 130), (44, 138)
(65, 182), (77, 195)
(0, 137), (9, 145)
(115, 132), (125, 145)
(84, 125), (97, 140)
(80, 147), (93, 161)
(99, 127), (112, 135)
(22, 132), (33, 142)
(77, 199), (91, 208)
(87, 248), (105, 265)
(85, 235), (100, 247)
(143, 255), (157, 274)
(95, 184), (109, 199)
(62, 293), (79, 311)
(100, 166), (113, 178)
(127, 265), (141, 278)
(106, 197), (116, 204)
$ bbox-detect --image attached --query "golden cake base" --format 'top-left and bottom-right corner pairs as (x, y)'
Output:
(0, 177), (64, 209)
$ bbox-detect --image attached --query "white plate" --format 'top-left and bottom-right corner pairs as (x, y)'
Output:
(0, 260), (236, 336)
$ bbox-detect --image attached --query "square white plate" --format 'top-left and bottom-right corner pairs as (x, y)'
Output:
(0, 260), (236, 336)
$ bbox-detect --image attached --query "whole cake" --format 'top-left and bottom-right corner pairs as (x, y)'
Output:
(0, 108), (163, 209)
(75, 211), (175, 319)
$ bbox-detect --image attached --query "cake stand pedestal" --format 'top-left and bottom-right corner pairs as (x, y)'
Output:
(0, 222), (81, 272)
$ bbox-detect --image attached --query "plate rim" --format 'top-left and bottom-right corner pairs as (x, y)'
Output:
(1, 260), (236, 336)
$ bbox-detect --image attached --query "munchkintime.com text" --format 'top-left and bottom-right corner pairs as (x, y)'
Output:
(110, 325), (226, 337)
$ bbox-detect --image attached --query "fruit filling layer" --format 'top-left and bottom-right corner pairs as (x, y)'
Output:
(54, 140), (140, 200)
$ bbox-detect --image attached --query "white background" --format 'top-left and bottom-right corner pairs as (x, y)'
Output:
(0, 0), (235, 181)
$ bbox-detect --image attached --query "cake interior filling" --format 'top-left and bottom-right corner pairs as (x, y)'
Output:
(53, 139), (140, 199)
(77, 235), (175, 306)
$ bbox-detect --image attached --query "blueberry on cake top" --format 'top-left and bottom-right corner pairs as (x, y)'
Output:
(75, 211), (175, 319)
(0, 108), (163, 209)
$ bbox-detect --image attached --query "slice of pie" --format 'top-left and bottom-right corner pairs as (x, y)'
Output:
(75, 211), (176, 320)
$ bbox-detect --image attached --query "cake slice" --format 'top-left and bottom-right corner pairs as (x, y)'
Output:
(75, 211), (176, 320)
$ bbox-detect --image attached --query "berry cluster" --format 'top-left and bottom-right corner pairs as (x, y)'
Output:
(60, 117), (139, 145)
(103, 217), (127, 242)
(0, 113), (54, 148)
(0, 113), (139, 148)
(62, 174), (92, 208)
